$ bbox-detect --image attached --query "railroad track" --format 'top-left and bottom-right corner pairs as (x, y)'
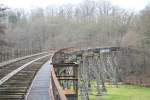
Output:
(0, 53), (51, 100)
(0, 52), (48, 79)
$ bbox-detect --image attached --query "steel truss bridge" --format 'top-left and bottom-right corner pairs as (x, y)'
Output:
(0, 47), (146, 100)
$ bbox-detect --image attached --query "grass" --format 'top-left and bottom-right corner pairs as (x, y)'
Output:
(101, 85), (150, 100)
(87, 84), (150, 100)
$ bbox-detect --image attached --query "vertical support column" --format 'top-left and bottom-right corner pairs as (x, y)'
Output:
(77, 53), (89, 100)
(93, 55), (102, 95)
(99, 53), (107, 92)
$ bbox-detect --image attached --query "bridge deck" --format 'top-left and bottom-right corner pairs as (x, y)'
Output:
(26, 60), (51, 100)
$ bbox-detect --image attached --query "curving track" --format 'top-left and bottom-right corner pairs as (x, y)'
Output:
(0, 53), (51, 100)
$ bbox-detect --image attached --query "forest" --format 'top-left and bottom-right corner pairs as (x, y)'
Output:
(1, 0), (149, 52)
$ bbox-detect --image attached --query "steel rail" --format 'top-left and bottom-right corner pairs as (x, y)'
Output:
(0, 52), (48, 68)
(0, 54), (50, 85)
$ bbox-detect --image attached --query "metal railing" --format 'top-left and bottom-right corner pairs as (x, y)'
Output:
(51, 66), (67, 100)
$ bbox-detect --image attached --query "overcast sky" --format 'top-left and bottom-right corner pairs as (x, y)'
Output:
(0, 0), (150, 11)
